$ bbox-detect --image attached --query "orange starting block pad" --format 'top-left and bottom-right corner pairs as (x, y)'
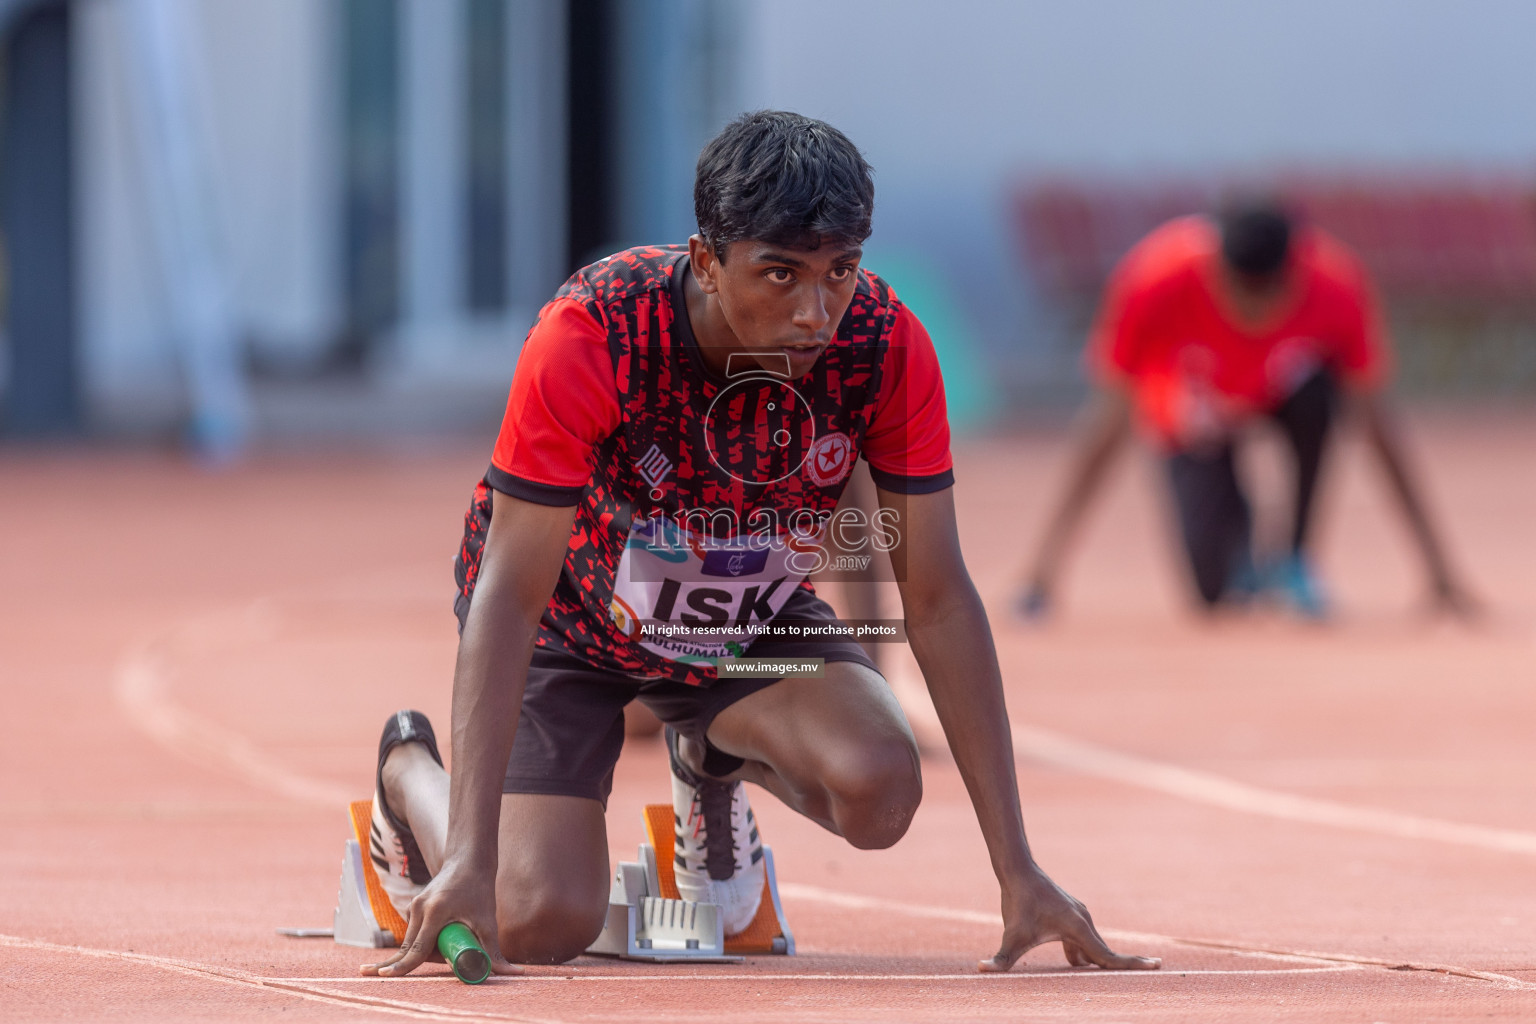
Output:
(584, 803), (794, 963)
(332, 800), (408, 948)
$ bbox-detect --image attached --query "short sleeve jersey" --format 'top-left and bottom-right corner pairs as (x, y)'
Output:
(1090, 216), (1390, 447)
(455, 245), (953, 686)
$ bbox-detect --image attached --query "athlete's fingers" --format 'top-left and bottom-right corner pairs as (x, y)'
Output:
(375, 898), (439, 978)
(468, 914), (522, 977)
(977, 951), (1018, 973)
(1437, 584), (1482, 621)
(1063, 940), (1090, 967)
(377, 928), (438, 977)
(361, 899), (425, 976)
(977, 929), (1044, 973)
(1063, 916), (1161, 971)
(359, 954), (396, 977)
(360, 947), (418, 977)
(1016, 584), (1052, 622)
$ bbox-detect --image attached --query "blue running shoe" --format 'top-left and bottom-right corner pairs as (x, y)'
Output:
(1224, 550), (1264, 605)
(1269, 553), (1330, 620)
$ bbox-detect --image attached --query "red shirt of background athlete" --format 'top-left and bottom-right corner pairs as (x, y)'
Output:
(1089, 216), (1390, 447)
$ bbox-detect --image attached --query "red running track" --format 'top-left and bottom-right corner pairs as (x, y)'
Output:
(2, 408), (1534, 1022)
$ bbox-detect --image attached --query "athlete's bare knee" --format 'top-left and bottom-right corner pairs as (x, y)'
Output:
(822, 738), (922, 850)
(497, 892), (606, 965)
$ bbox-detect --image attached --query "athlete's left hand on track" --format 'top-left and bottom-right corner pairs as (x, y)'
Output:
(1428, 575), (1481, 620)
(978, 864), (1160, 973)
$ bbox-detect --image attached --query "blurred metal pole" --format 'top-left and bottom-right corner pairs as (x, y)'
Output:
(564, 0), (614, 270)
(0, 0), (77, 436)
(612, 0), (687, 246)
(612, 0), (742, 246)
(398, 0), (466, 364)
(505, 0), (566, 311)
(117, 0), (249, 458)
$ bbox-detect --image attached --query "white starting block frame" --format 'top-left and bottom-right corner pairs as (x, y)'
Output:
(333, 838), (399, 948)
(585, 840), (793, 963)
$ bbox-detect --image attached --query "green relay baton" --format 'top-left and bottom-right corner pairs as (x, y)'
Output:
(437, 923), (491, 985)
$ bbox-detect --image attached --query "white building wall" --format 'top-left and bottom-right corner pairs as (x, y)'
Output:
(740, 0), (1536, 180)
(76, 0), (175, 416)
(736, 0), (1536, 383)
(75, 0), (340, 427)
(195, 0), (340, 360)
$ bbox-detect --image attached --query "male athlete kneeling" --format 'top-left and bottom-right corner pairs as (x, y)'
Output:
(360, 111), (1159, 977)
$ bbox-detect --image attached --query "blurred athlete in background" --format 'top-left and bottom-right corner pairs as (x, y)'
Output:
(1018, 201), (1474, 619)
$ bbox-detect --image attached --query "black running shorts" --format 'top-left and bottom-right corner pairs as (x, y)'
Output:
(502, 588), (878, 805)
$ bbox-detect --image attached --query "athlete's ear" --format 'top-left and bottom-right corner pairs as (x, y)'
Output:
(689, 234), (721, 295)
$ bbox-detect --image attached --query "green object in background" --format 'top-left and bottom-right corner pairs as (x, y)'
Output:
(437, 922), (492, 984)
(863, 249), (999, 435)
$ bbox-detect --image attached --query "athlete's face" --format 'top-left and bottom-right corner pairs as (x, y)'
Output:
(688, 236), (863, 379)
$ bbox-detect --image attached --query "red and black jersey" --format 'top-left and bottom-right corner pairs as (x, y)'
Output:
(455, 245), (952, 686)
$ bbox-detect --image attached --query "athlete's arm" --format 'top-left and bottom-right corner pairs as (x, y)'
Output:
(1016, 388), (1133, 617)
(1349, 391), (1477, 615)
(885, 484), (1159, 972)
(368, 491), (576, 978)
(1019, 229), (1163, 619)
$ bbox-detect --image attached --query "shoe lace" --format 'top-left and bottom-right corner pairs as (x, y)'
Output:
(694, 783), (739, 882)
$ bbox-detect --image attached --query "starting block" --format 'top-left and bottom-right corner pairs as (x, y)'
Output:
(333, 800), (407, 948)
(584, 803), (794, 962)
(327, 800), (794, 960)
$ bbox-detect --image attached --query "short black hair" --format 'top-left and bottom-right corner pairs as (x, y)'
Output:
(1219, 199), (1293, 278)
(694, 110), (874, 259)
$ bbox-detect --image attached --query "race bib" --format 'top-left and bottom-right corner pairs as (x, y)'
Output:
(608, 515), (819, 666)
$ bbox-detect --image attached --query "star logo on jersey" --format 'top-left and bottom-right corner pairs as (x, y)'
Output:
(806, 431), (853, 487)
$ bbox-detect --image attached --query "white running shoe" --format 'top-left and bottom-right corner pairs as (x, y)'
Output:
(370, 710), (442, 918)
(668, 727), (764, 934)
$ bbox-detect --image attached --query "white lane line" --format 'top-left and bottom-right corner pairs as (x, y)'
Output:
(1013, 723), (1536, 857)
(116, 641), (352, 806)
(779, 883), (1536, 991)
(264, 967), (1359, 982)
(0, 933), (559, 1024)
(886, 661), (1536, 857)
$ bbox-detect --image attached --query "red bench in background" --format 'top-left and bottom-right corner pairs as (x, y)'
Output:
(1014, 175), (1536, 306)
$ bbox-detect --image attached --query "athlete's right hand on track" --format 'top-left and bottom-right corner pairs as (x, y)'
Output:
(360, 861), (521, 979)
(1428, 574), (1482, 621)
(979, 863), (1160, 973)
(1015, 582), (1052, 622)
